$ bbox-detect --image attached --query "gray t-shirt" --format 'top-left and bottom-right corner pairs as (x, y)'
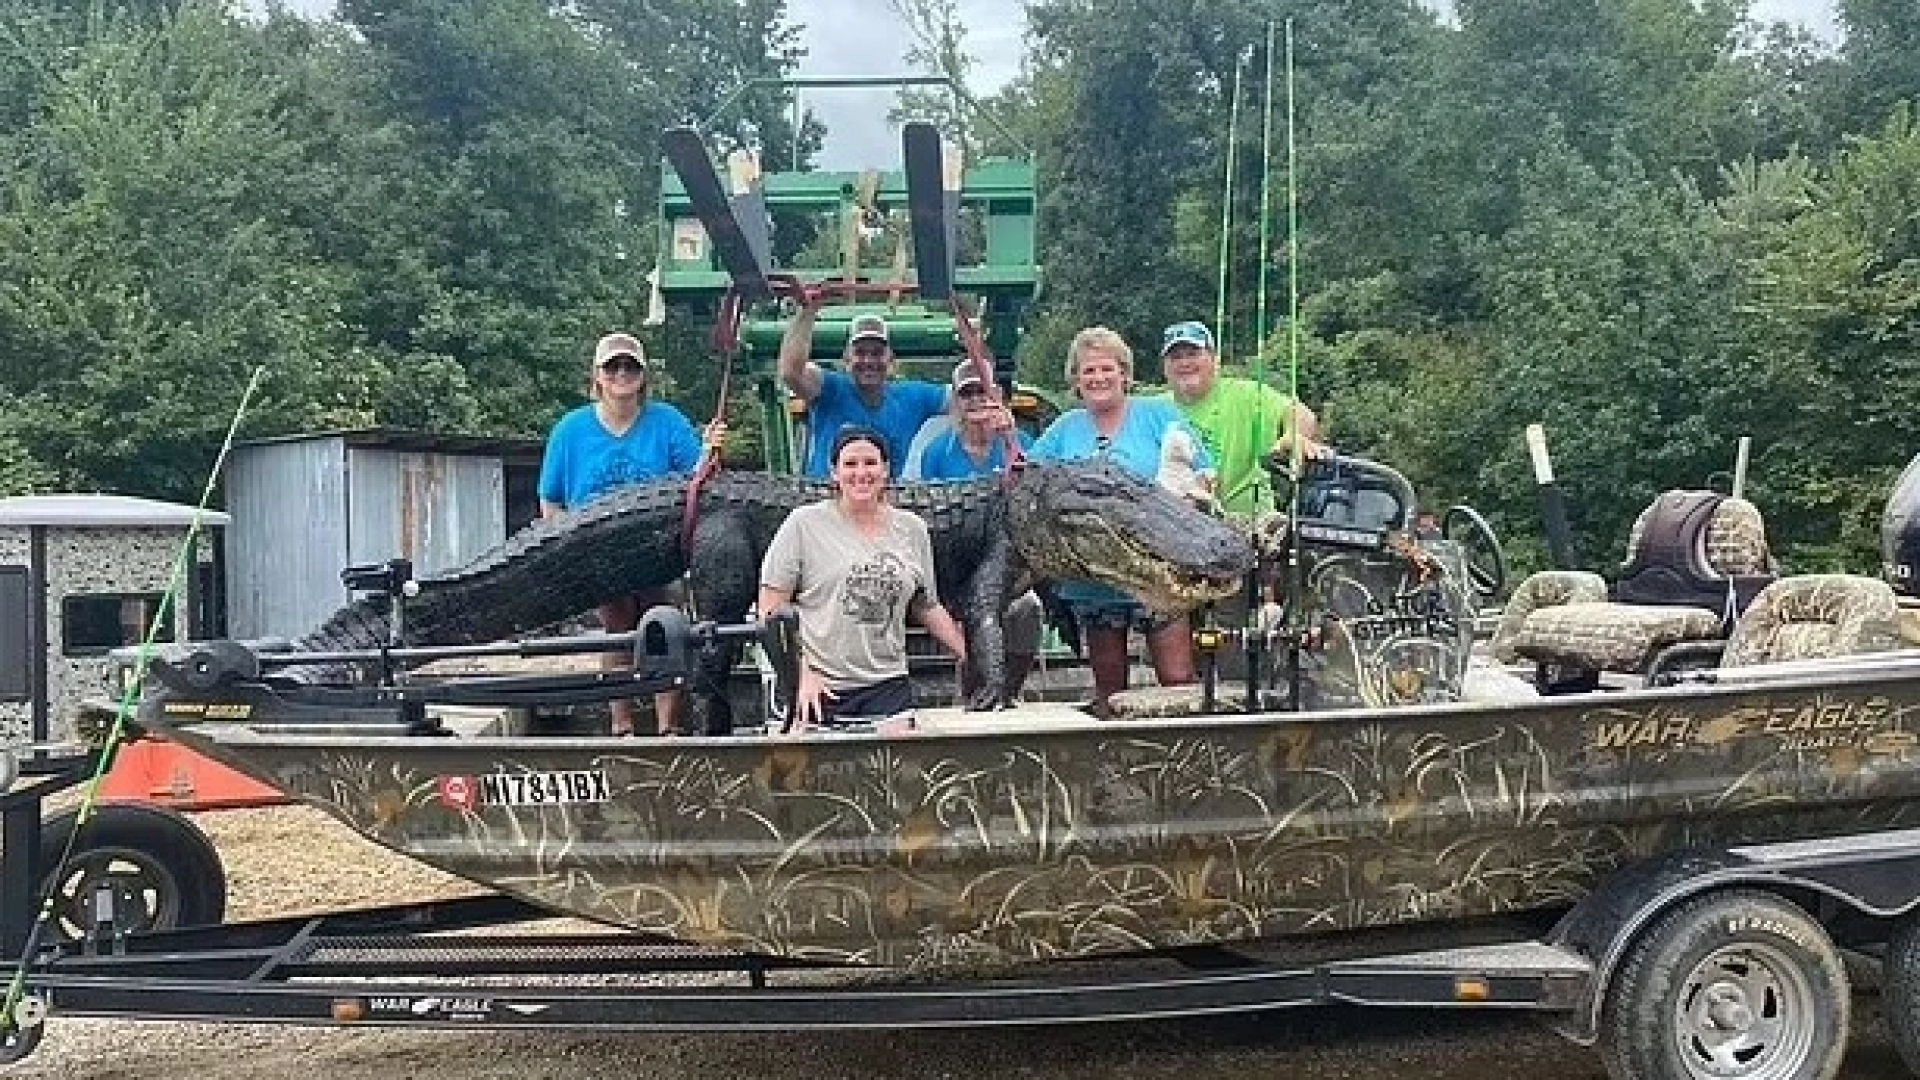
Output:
(760, 501), (940, 691)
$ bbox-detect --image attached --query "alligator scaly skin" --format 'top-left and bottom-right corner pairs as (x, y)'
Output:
(288, 461), (1255, 732)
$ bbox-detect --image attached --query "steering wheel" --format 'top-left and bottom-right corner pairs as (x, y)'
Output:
(1440, 504), (1507, 599)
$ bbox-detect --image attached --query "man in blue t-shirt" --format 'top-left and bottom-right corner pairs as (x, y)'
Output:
(778, 292), (948, 478)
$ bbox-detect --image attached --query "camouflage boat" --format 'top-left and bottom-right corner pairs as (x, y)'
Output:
(116, 454), (1920, 973)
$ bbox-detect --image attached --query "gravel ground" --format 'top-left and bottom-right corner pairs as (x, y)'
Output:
(6, 805), (1918, 1080)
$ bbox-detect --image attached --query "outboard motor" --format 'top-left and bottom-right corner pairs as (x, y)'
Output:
(1882, 453), (1920, 598)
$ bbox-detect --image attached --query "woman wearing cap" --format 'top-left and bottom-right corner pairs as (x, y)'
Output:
(1029, 326), (1215, 717)
(538, 332), (726, 736)
(908, 361), (1032, 481)
(904, 362), (1042, 703)
(759, 426), (968, 729)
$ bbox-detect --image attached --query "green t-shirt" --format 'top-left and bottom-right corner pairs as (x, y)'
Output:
(1166, 377), (1296, 515)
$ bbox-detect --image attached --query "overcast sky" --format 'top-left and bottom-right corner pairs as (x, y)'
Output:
(263, 0), (1840, 167)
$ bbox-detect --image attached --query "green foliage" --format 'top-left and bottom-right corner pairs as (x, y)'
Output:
(0, 0), (807, 501)
(0, 0), (1918, 596)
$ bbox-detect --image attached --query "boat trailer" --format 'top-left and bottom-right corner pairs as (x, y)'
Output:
(11, 716), (1920, 1080)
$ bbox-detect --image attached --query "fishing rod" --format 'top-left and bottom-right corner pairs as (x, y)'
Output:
(1200, 48), (1250, 714)
(1280, 19), (1308, 713)
(0, 366), (265, 1046)
(1214, 54), (1245, 366)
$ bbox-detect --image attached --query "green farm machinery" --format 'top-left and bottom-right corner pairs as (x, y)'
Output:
(652, 77), (1053, 474)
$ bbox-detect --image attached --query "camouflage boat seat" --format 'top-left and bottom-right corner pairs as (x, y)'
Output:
(1719, 574), (1899, 668)
(1492, 491), (1775, 677)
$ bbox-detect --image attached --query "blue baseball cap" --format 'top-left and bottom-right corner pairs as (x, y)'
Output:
(1160, 320), (1216, 356)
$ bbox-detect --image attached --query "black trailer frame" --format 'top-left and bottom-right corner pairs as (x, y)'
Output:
(11, 821), (1920, 1067)
(11, 893), (1593, 1036)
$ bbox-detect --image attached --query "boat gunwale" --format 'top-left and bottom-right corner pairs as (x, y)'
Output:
(157, 646), (1920, 750)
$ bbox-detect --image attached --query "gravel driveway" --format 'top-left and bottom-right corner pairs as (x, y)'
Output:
(5, 805), (1916, 1079)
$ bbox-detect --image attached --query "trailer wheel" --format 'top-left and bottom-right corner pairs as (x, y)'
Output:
(37, 803), (226, 942)
(1880, 914), (1920, 1074)
(1599, 889), (1847, 1080)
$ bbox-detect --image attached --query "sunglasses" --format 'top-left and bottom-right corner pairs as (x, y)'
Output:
(598, 357), (645, 375)
(957, 384), (989, 400)
(849, 344), (889, 360)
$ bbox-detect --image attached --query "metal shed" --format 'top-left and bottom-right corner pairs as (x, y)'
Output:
(0, 494), (228, 746)
(224, 428), (543, 640)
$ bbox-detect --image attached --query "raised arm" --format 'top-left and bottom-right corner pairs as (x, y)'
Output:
(778, 293), (827, 404)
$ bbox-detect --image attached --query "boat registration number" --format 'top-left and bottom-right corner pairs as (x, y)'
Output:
(479, 770), (611, 807)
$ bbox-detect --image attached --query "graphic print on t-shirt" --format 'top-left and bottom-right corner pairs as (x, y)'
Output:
(839, 551), (912, 623)
(586, 449), (644, 498)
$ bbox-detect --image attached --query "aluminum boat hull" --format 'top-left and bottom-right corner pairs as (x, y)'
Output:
(139, 653), (1920, 970)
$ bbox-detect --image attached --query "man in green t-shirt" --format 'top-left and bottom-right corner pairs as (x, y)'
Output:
(1159, 320), (1325, 515)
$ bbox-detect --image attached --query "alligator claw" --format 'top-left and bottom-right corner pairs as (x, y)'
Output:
(965, 684), (1007, 712)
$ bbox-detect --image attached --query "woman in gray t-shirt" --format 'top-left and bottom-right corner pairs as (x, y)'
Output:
(758, 426), (969, 727)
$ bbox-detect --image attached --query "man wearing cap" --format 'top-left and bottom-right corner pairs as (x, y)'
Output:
(1159, 319), (1325, 516)
(778, 293), (950, 478)
(539, 331), (726, 735)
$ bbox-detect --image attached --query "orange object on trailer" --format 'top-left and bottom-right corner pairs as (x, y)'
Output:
(97, 737), (288, 811)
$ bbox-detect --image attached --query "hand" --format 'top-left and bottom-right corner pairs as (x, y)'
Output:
(703, 418), (729, 452)
(1272, 433), (1332, 462)
(794, 661), (836, 728)
(987, 404), (1015, 433)
(785, 280), (826, 313)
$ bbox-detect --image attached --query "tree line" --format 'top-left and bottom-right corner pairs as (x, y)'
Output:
(2, 0), (1918, 577)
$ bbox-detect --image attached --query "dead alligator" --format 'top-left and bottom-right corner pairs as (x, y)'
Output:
(291, 458), (1255, 732)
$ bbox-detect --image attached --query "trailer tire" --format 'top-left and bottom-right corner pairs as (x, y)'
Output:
(1880, 914), (1920, 1074)
(37, 803), (226, 942)
(1598, 889), (1847, 1080)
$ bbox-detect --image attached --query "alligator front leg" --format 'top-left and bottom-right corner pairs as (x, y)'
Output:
(683, 509), (758, 735)
(956, 532), (1024, 711)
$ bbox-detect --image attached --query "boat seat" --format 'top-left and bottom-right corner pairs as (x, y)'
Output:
(1720, 574), (1900, 667)
(1492, 492), (1774, 676)
(1501, 600), (1723, 673)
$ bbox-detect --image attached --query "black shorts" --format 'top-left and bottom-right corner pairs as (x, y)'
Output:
(819, 675), (915, 727)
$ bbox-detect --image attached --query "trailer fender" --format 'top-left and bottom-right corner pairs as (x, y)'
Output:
(1548, 829), (1920, 1044)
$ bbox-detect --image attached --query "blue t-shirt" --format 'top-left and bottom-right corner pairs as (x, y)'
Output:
(1029, 397), (1214, 606)
(913, 428), (1033, 481)
(538, 401), (702, 509)
(1028, 397), (1211, 479)
(804, 370), (949, 478)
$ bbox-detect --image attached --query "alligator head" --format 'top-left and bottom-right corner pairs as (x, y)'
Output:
(1003, 458), (1256, 612)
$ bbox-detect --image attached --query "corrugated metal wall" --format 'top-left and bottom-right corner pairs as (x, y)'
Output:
(226, 437), (513, 639)
(227, 438), (348, 639)
(345, 447), (505, 577)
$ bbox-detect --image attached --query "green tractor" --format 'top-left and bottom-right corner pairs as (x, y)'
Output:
(651, 78), (1057, 474)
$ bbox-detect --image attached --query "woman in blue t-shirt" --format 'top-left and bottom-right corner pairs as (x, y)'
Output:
(537, 332), (724, 735)
(1029, 326), (1214, 717)
(903, 361), (1041, 703)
